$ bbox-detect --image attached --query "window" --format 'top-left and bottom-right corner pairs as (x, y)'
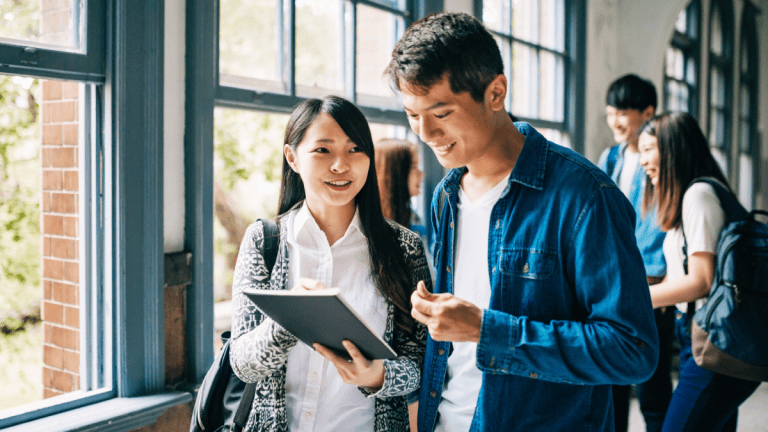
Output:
(737, 6), (758, 210)
(211, 0), (416, 346)
(0, 1), (110, 427)
(707, 0), (733, 177)
(481, 0), (576, 149)
(664, 0), (699, 115)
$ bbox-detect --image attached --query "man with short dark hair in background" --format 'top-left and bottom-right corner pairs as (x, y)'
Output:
(598, 74), (672, 432)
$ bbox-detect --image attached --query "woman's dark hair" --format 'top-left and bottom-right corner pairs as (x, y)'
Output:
(375, 139), (415, 228)
(606, 74), (658, 112)
(385, 12), (503, 103)
(278, 96), (416, 334)
(641, 112), (730, 231)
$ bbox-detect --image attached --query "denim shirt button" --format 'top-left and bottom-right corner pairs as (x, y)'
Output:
(450, 221), (454, 229)
(447, 266), (451, 273)
(430, 391), (438, 398)
(523, 263), (529, 273)
(529, 372), (539, 379)
(492, 266), (496, 274)
(495, 219), (500, 229)
(438, 348), (445, 355)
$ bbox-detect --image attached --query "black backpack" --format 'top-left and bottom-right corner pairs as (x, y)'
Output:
(682, 178), (768, 382)
(190, 219), (281, 432)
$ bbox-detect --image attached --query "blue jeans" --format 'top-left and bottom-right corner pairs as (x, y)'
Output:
(661, 312), (760, 432)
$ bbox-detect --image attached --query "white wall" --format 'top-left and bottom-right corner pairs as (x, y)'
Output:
(584, 0), (768, 209)
(164, 0), (185, 253)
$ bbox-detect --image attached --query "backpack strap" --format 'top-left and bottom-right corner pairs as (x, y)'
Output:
(260, 218), (280, 272)
(687, 178), (748, 222)
(680, 178), (744, 330)
(232, 218), (280, 430)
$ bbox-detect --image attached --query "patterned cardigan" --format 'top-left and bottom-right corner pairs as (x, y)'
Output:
(229, 214), (431, 432)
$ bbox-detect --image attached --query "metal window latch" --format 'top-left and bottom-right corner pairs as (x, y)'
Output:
(21, 47), (39, 66)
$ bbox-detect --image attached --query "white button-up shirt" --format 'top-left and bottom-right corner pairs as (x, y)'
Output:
(284, 205), (388, 432)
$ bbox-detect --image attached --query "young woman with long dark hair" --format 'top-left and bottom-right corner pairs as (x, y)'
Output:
(229, 96), (430, 432)
(638, 112), (759, 432)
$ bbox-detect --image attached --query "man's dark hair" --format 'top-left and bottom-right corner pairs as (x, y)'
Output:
(385, 12), (503, 103)
(605, 74), (658, 112)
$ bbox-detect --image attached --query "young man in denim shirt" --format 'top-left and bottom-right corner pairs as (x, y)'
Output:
(598, 74), (673, 432)
(386, 13), (659, 432)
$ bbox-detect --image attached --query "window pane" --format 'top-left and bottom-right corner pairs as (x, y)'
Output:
(212, 108), (289, 350)
(665, 80), (680, 111)
(356, 4), (402, 107)
(708, 108), (725, 148)
(510, 42), (537, 119)
(674, 8), (687, 33)
(665, 48), (685, 80)
(296, 0), (343, 95)
(539, 0), (565, 51)
(0, 76), (99, 415)
(711, 147), (728, 177)
(738, 154), (753, 210)
(538, 51), (563, 122)
(512, 0), (538, 44)
(739, 119), (751, 153)
(370, 123), (408, 145)
(678, 84), (689, 113)
(685, 56), (697, 85)
(710, 5), (723, 56)
(710, 67), (725, 107)
(219, 0), (279, 89)
(740, 85), (750, 118)
(0, 0), (82, 51)
(539, 129), (570, 148)
(483, 0), (505, 33)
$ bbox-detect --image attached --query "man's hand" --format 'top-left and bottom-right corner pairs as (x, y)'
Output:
(410, 280), (483, 342)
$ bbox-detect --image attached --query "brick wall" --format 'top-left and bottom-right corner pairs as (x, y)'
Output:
(40, 79), (81, 399)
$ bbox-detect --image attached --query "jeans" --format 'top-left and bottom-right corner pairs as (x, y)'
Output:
(614, 307), (675, 432)
(660, 312), (760, 432)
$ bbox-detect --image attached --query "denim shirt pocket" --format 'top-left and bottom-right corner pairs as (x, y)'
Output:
(499, 248), (557, 319)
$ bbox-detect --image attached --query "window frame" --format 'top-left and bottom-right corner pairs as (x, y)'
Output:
(474, 0), (586, 153)
(2, 0), (192, 429)
(737, 3), (759, 209)
(0, 1), (106, 83)
(706, 0), (734, 175)
(663, 0), (700, 116)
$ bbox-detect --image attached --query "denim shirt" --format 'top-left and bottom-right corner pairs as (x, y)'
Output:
(597, 142), (667, 277)
(417, 124), (659, 432)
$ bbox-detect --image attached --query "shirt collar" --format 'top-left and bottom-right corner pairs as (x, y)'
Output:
(440, 122), (549, 197)
(292, 202), (363, 242)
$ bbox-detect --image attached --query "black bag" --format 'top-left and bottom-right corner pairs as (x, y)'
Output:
(682, 178), (768, 382)
(190, 219), (281, 432)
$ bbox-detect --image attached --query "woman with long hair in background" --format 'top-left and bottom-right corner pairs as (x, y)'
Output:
(638, 112), (759, 432)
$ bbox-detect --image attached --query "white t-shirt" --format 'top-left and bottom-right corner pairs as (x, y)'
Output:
(434, 173), (509, 432)
(662, 182), (727, 312)
(284, 205), (388, 432)
(618, 149), (640, 197)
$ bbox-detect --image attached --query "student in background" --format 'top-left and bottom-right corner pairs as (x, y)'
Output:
(386, 12), (658, 432)
(597, 74), (673, 432)
(375, 139), (427, 242)
(229, 95), (430, 432)
(638, 112), (760, 432)
(374, 138), (434, 431)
